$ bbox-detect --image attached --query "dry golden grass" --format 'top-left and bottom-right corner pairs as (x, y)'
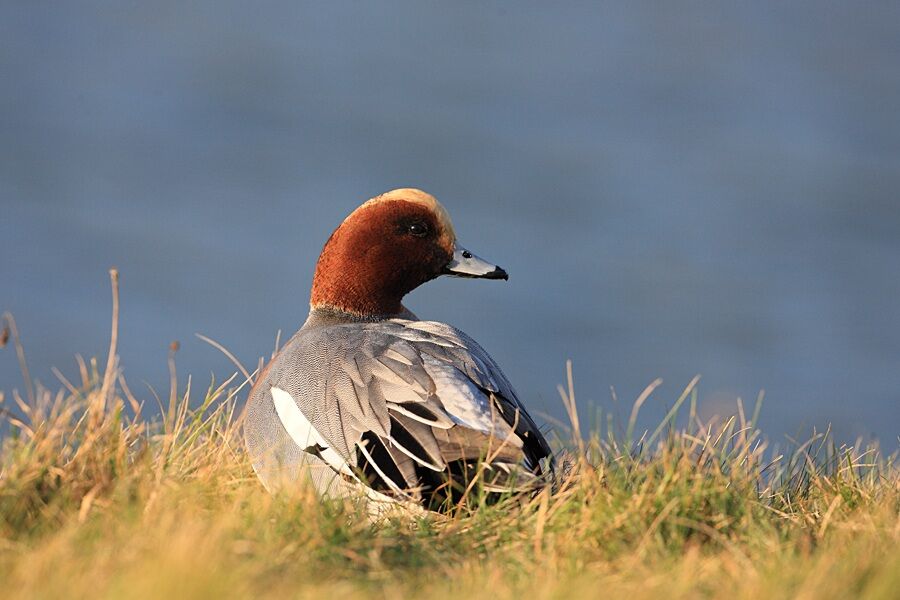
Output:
(1, 272), (898, 599)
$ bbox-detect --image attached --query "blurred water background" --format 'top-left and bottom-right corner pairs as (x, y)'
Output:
(2, 3), (899, 448)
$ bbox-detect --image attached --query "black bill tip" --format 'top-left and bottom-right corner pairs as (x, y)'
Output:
(483, 266), (509, 280)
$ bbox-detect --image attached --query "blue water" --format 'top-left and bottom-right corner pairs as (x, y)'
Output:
(2, 3), (899, 448)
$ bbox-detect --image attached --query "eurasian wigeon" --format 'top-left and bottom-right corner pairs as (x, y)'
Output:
(244, 188), (553, 512)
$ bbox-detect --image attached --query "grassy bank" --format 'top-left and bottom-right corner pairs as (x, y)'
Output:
(1, 284), (898, 599)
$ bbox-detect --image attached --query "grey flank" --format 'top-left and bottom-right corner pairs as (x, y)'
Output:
(244, 307), (553, 508)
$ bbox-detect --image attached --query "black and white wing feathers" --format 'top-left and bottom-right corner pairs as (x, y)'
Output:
(259, 319), (553, 509)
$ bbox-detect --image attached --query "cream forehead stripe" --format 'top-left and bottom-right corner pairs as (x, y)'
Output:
(349, 188), (457, 240)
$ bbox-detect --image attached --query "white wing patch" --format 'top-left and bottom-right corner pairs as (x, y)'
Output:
(271, 386), (353, 477)
(272, 386), (426, 512)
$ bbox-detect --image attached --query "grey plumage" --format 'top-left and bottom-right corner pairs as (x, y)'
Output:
(245, 307), (554, 510)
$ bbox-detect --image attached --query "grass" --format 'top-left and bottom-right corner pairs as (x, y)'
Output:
(1, 272), (898, 599)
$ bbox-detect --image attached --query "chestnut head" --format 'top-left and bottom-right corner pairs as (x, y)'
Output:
(310, 188), (507, 317)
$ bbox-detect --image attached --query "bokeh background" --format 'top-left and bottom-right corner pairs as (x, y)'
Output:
(2, 3), (899, 448)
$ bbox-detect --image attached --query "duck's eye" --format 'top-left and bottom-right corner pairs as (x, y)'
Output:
(408, 222), (429, 237)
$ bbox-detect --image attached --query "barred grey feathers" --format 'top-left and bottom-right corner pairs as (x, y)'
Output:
(245, 310), (554, 511)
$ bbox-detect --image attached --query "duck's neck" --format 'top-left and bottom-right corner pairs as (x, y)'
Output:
(303, 304), (419, 329)
(309, 228), (415, 317)
(309, 281), (405, 318)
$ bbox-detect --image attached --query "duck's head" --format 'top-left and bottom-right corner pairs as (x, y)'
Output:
(310, 188), (507, 317)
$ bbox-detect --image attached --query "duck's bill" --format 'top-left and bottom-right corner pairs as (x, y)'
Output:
(442, 244), (509, 280)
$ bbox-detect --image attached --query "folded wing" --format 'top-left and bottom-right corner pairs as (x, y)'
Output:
(258, 319), (553, 509)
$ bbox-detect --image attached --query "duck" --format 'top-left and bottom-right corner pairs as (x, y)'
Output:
(244, 188), (554, 512)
